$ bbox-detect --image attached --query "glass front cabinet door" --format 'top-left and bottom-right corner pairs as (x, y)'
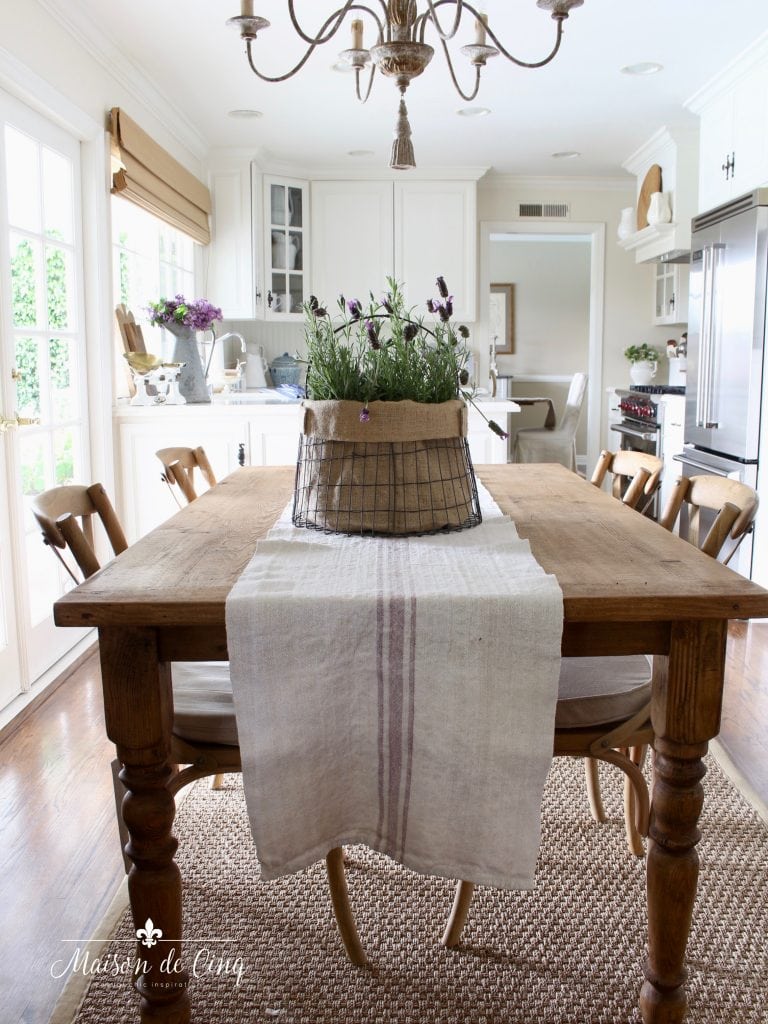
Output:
(263, 176), (309, 320)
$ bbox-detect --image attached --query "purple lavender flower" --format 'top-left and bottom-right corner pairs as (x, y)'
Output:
(359, 406), (370, 423)
(488, 420), (509, 440)
(381, 294), (394, 314)
(147, 295), (222, 331)
(426, 298), (437, 313)
(347, 299), (362, 321)
(403, 322), (418, 342)
(365, 319), (381, 349)
(458, 324), (470, 339)
(436, 275), (449, 298)
(459, 368), (469, 386)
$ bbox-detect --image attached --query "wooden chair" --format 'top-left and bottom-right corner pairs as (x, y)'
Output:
(441, 472), (760, 948)
(513, 372), (588, 470)
(156, 445), (217, 506)
(31, 483), (367, 967)
(590, 448), (664, 514)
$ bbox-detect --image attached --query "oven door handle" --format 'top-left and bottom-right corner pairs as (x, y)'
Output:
(610, 423), (659, 443)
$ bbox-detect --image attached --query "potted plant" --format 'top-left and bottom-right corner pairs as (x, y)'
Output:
(147, 295), (222, 403)
(624, 342), (661, 386)
(295, 277), (502, 536)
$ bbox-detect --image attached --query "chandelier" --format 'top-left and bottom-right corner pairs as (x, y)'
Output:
(226, 1), (584, 170)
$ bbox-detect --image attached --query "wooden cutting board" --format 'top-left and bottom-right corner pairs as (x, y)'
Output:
(637, 164), (662, 230)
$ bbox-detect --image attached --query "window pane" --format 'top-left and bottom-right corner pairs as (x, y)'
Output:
(42, 146), (74, 243)
(50, 338), (78, 421)
(46, 244), (74, 329)
(4, 125), (40, 233)
(10, 233), (41, 327)
(18, 431), (48, 497)
(25, 524), (66, 627)
(54, 426), (80, 485)
(14, 337), (41, 419)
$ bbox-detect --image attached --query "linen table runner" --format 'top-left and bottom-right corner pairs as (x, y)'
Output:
(226, 484), (563, 889)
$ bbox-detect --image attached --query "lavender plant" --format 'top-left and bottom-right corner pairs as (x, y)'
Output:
(304, 277), (507, 438)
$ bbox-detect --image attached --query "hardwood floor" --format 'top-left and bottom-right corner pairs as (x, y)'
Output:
(2, 623), (767, 1024)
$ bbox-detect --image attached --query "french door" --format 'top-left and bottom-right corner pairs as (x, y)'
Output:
(0, 90), (90, 710)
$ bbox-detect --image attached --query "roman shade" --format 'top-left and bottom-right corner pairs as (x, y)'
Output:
(109, 107), (211, 245)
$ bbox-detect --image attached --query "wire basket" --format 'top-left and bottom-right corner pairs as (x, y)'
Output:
(292, 400), (482, 536)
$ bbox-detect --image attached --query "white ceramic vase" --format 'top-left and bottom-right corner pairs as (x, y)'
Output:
(647, 192), (672, 226)
(617, 207), (635, 240)
(629, 360), (657, 386)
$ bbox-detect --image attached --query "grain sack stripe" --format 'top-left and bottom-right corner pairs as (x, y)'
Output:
(397, 593), (418, 862)
(385, 595), (406, 855)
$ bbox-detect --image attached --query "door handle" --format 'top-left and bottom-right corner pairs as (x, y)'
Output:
(0, 412), (41, 430)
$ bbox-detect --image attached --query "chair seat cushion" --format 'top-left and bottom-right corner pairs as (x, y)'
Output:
(171, 662), (239, 746)
(555, 655), (652, 729)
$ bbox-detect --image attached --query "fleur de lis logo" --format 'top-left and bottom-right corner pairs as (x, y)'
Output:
(136, 918), (163, 948)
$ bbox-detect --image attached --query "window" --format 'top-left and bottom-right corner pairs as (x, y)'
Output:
(111, 195), (196, 370)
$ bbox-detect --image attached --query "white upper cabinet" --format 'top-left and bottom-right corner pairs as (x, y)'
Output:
(687, 40), (768, 213)
(207, 153), (256, 318)
(394, 180), (477, 321)
(310, 180), (394, 310)
(262, 175), (310, 321)
(618, 126), (699, 263)
(311, 178), (477, 323)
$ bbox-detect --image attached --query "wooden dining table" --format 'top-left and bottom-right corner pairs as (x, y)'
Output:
(54, 462), (768, 1024)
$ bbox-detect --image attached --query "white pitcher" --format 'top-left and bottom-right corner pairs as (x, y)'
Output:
(245, 345), (269, 388)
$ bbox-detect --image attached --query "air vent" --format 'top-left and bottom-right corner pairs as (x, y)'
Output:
(518, 202), (570, 219)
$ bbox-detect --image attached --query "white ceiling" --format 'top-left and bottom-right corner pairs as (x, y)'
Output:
(62, 0), (768, 176)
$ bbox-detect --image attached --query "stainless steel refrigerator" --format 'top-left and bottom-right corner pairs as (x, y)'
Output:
(677, 188), (768, 579)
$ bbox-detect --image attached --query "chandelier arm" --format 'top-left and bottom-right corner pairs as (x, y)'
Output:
(439, 39), (482, 102)
(484, 14), (565, 69)
(287, 0), (387, 47)
(418, 0), (464, 42)
(245, 38), (322, 83)
(354, 63), (377, 103)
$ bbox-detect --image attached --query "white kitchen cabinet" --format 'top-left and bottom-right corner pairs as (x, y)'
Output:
(115, 408), (250, 542)
(395, 180), (476, 320)
(652, 262), (689, 326)
(207, 155), (256, 318)
(311, 180), (394, 307)
(311, 178), (477, 321)
(262, 175), (310, 321)
(688, 50), (768, 212)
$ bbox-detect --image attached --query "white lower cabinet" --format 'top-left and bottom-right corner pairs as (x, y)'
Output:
(116, 399), (509, 542)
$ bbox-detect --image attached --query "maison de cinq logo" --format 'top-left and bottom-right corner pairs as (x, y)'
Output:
(50, 918), (245, 986)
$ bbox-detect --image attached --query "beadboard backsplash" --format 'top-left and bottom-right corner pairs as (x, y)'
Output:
(218, 318), (306, 370)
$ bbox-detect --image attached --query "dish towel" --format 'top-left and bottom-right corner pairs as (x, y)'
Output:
(226, 483), (563, 889)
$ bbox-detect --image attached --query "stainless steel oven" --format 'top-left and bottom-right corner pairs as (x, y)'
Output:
(610, 386), (685, 516)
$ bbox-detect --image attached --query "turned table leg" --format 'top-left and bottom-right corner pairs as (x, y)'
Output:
(641, 619), (727, 1024)
(100, 627), (190, 1024)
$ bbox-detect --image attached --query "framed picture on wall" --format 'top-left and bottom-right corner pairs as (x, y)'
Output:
(489, 283), (515, 354)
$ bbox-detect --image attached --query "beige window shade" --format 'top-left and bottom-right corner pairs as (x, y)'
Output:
(109, 107), (211, 245)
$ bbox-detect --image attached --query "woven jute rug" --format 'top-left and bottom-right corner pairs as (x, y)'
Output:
(57, 751), (768, 1024)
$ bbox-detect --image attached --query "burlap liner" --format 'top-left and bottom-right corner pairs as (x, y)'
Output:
(294, 399), (479, 535)
(302, 399), (468, 442)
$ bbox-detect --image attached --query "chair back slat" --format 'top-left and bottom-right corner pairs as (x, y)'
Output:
(156, 446), (218, 505)
(31, 483), (127, 582)
(659, 475), (759, 562)
(590, 449), (663, 511)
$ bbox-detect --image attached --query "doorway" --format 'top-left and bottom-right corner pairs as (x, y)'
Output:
(0, 89), (91, 712)
(480, 221), (605, 472)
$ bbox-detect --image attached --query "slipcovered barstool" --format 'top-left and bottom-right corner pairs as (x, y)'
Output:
(513, 372), (588, 470)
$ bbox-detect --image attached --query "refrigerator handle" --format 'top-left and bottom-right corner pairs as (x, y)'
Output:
(696, 243), (724, 429)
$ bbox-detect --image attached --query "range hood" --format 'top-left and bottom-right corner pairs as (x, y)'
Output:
(619, 126), (698, 265)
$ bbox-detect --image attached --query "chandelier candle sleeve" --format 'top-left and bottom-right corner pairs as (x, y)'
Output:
(474, 14), (488, 46)
(351, 18), (363, 50)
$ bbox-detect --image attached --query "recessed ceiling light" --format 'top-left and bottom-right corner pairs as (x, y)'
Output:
(551, 150), (581, 160)
(227, 109), (263, 119)
(456, 106), (491, 118)
(621, 61), (663, 76)
(347, 149), (374, 157)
